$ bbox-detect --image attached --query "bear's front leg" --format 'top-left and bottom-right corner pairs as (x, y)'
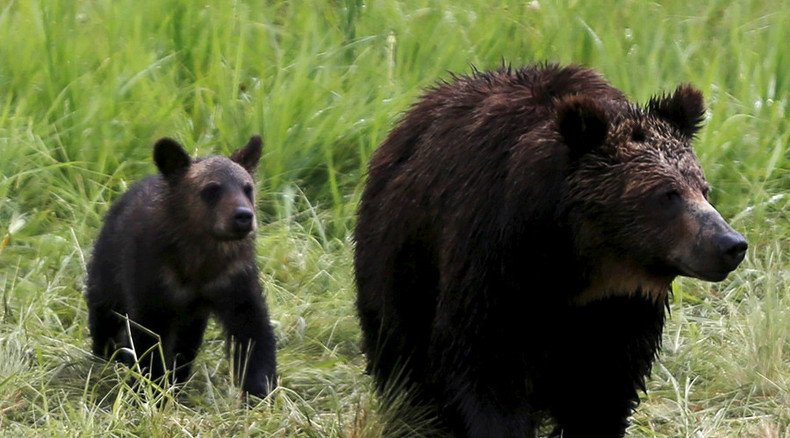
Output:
(545, 347), (644, 437)
(432, 363), (537, 438)
(429, 329), (537, 437)
(214, 273), (277, 398)
(550, 387), (636, 438)
(444, 386), (537, 438)
(547, 296), (666, 437)
(168, 313), (210, 384)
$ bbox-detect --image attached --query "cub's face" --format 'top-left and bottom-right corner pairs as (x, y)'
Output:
(557, 86), (747, 301)
(186, 157), (257, 240)
(153, 136), (263, 241)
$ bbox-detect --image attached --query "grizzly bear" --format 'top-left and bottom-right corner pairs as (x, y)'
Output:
(355, 65), (747, 437)
(86, 136), (276, 398)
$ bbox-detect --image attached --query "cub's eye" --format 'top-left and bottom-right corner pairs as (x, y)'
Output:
(701, 186), (710, 199)
(243, 184), (254, 200)
(200, 183), (222, 204)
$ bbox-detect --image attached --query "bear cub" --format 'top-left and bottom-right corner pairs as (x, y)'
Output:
(86, 136), (276, 398)
(355, 65), (748, 437)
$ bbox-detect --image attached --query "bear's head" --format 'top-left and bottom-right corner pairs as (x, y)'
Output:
(153, 136), (262, 241)
(556, 86), (747, 303)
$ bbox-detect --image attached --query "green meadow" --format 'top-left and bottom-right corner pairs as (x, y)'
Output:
(0, 0), (787, 436)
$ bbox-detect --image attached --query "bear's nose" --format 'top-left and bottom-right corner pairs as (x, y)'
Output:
(717, 231), (747, 270)
(232, 207), (254, 232)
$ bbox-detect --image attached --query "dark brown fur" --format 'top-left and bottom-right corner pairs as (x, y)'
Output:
(86, 136), (276, 398)
(355, 65), (746, 437)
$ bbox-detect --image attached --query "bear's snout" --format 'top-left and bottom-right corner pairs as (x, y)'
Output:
(695, 208), (748, 280)
(232, 207), (255, 233)
(210, 200), (257, 240)
(672, 201), (748, 282)
(716, 229), (748, 270)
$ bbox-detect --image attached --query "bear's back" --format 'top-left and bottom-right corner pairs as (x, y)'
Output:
(361, 65), (628, 239)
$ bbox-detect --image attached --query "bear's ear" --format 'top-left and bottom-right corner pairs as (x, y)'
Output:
(153, 138), (191, 179)
(647, 84), (705, 138)
(556, 95), (609, 158)
(230, 135), (263, 174)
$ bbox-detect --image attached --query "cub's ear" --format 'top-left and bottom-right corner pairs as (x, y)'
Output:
(556, 95), (609, 158)
(153, 138), (191, 179)
(230, 135), (263, 174)
(647, 84), (705, 138)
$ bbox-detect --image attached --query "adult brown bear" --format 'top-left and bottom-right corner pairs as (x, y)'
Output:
(354, 65), (747, 437)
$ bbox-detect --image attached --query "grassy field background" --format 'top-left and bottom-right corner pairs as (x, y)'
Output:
(0, 0), (787, 436)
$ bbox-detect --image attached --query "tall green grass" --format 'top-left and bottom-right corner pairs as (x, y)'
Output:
(1, 0), (787, 436)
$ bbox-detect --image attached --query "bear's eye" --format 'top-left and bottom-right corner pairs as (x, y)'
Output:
(701, 186), (710, 199)
(661, 189), (681, 206)
(200, 183), (222, 205)
(243, 184), (253, 200)
(631, 127), (646, 142)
